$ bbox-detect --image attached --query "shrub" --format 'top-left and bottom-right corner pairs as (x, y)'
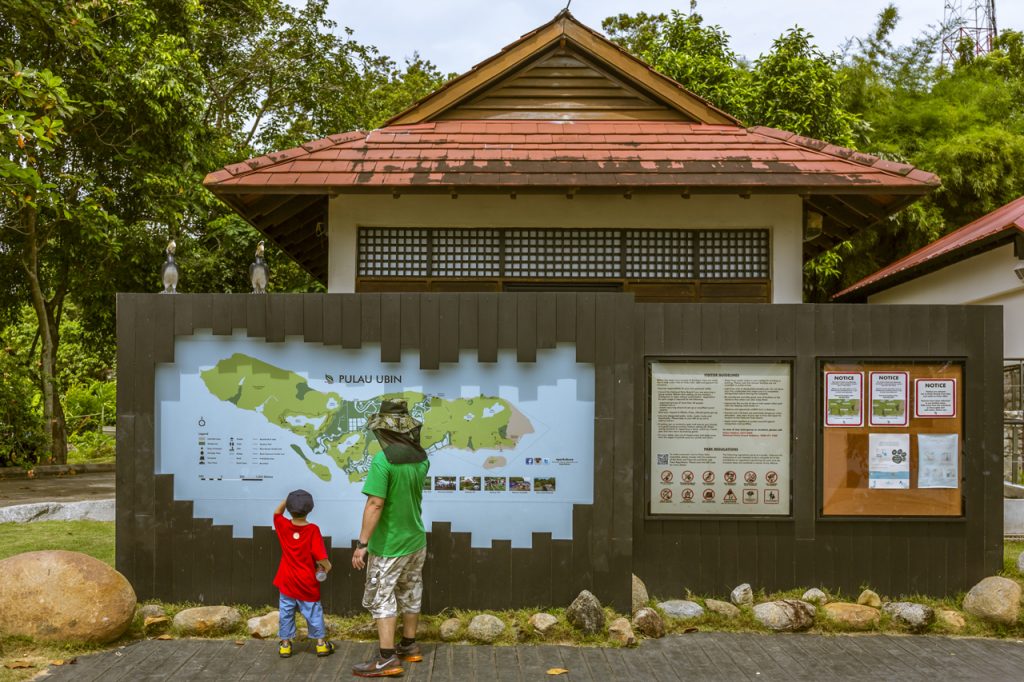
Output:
(0, 348), (47, 467)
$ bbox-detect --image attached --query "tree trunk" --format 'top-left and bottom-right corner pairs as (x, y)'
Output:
(21, 206), (69, 465)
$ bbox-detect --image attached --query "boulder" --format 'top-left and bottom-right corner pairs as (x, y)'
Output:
(172, 605), (242, 636)
(801, 588), (828, 606)
(566, 590), (605, 635)
(962, 576), (1022, 625)
(528, 612), (558, 636)
(467, 614), (505, 643)
(439, 618), (462, 642)
(936, 609), (966, 631)
(632, 607), (665, 639)
(882, 602), (934, 631)
(822, 602), (880, 630)
(247, 611), (279, 639)
(608, 617), (637, 646)
(730, 583), (753, 607)
(704, 599), (741, 619)
(752, 600), (815, 632)
(658, 600), (704, 621)
(0, 550), (136, 643)
(139, 604), (167, 621)
(631, 574), (650, 614)
(857, 589), (882, 609)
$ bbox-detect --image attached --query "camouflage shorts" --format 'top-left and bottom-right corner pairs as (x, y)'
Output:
(362, 547), (426, 619)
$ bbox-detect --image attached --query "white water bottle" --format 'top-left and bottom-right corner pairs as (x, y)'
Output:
(316, 567), (327, 582)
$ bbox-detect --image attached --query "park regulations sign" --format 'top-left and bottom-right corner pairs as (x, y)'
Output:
(649, 361), (791, 516)
(155, 333), (594, 548)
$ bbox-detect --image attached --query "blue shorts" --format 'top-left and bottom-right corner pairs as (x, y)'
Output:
(278, 593), (325, 640)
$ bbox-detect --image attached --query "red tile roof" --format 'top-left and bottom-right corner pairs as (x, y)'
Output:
(204, 120), (939, 194)
(834, 195), (1024, 301)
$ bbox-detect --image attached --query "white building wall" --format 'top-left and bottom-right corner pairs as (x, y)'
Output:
(867, 244), (1024, 357)
(327, 193), (804, 303)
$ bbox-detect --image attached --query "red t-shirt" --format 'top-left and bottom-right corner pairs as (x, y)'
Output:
(272, 513), (328, 602)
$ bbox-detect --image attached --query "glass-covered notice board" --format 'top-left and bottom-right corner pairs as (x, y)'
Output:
(822, 361), (963, 517)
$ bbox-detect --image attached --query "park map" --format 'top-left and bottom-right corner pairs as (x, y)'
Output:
(199, 353), (532, 483)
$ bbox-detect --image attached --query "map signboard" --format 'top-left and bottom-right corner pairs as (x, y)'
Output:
(649, 361), (791, 516)
(155, 333), (594, 548)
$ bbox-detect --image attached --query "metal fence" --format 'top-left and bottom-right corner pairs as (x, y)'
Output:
(1006, 360), (1024, 484)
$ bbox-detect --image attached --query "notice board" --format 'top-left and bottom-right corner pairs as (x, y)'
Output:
(649, 361), (791, 516)
(822, 361), (963, 517)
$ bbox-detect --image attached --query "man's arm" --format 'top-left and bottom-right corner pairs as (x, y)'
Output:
(351, 495), (385, 570)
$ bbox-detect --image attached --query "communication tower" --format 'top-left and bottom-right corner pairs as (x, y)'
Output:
(941, 1), (998, 66)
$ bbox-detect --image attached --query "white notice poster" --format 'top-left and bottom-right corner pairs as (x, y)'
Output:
(917, 434), (959, 488)
(869, 371), (909, 427)
(914, 379), (957, 418)
(650, 362), (791, 516)
(825, 372), (864, 427)
(868, 433), (911, 489)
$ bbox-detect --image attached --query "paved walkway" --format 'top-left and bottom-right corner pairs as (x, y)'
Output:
(39, 633), (1024, 680)
(0, 471), (114, 508)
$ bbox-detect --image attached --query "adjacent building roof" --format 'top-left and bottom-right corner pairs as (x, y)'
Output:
(203, 10), (941, 284)
(835, 195), (1024, 302)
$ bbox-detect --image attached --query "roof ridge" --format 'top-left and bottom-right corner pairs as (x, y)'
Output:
(204, 131), (366, 184)
(747, 126), (939, 186)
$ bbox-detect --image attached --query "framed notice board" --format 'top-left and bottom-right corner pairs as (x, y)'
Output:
(821, 361), (963, 517)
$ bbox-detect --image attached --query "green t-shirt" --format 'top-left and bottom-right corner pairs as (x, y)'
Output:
(361, 452), (429, 557)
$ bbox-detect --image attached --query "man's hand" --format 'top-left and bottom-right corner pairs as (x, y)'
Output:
(352, 547), (367, 570)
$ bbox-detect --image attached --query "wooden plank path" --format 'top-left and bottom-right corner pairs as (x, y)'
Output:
(40, 633), (1024, 681)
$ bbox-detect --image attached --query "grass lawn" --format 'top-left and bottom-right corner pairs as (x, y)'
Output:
(0, 521), (114, 566)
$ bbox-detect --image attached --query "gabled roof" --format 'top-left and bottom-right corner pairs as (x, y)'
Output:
(835, 195), (1024, 301)
(385, 10), (739, 125)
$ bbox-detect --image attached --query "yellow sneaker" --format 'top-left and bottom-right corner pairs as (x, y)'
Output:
(316, 641), (335, 657)
(278, 640), (292, 658)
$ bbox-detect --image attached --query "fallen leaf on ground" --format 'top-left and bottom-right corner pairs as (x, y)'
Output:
(156, 634), (174, 640)
(50, 658), (76, 666)
(4, 660), (33, 669)
(683, 627), (698, 633)
(546, 669), (569, 676)
(144, 616), (169, 627)
(234, 640), (245, 645)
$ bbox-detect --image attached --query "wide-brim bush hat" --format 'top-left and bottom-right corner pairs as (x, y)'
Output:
(366, 399), (421, 434)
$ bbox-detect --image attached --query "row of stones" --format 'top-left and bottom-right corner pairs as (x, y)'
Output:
(632, 572), (1023, 634)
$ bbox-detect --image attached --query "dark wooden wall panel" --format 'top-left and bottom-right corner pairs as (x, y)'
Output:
(117, 294), (999, 613)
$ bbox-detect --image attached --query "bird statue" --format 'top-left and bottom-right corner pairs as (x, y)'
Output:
(160, 240), (179, 294)
(250, 240), (269, 294)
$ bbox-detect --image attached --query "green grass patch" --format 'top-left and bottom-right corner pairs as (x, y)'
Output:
(0, 521), (114, 566)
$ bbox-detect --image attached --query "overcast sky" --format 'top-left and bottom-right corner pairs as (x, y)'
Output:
(324, 0), (1024, 74)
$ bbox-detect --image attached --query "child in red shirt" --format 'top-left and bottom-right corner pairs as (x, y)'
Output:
(274, 489), (334, 658)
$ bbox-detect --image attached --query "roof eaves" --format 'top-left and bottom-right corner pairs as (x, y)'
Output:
(833, 223), (1024, 301)
(203, 131), (367, 187)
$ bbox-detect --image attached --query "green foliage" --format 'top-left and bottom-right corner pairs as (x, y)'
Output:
(0, 347), (46, 467)
(67, 430), (115, 463)
(750, 28), (858, 146)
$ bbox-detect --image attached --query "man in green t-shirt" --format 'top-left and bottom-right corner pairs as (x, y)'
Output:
(352, 400), (430, 678)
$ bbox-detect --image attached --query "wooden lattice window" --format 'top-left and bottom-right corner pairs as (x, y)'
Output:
(504, 230), (621, 278)
(357, 228), (770, 280)
(697, 230), (770, 279)
(432, 229), (502, 277)
(357, 229), (429, 277)
(625, 230), (695, 279)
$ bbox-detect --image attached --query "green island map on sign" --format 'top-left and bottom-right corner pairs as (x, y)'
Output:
(199, 354), (533, 482)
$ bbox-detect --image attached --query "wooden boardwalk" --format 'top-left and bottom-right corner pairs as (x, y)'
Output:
(41, 633), (1024, 681)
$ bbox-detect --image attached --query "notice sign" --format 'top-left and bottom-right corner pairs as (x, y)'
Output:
(825, 372), (864, 427)
(869, 371), (909, 427)
(868, 433), (910, 489)
(650, 362), (791, 516)
(914, 379), (956, 418)
(917, 433), (959, 488)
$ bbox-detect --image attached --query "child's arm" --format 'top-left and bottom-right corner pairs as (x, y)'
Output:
(316, 558), (332, 573)
(274, 499), (287, 517)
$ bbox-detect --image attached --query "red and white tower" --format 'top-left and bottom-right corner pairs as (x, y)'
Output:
(941, 0), (998, 66)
